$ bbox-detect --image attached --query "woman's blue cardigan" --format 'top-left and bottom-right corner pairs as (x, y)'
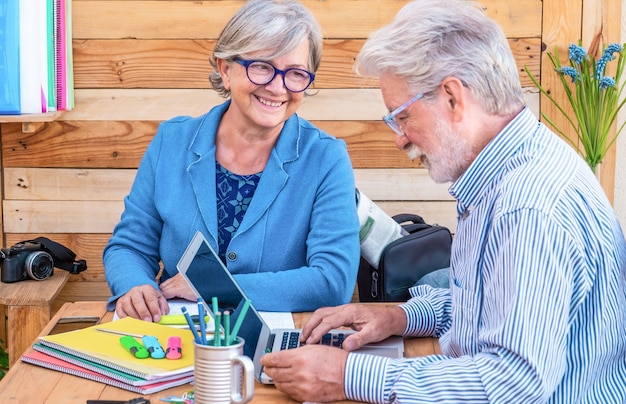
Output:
(104, 101), (360, 312)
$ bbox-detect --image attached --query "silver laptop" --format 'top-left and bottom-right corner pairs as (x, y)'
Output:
(176, 230), (404, 384)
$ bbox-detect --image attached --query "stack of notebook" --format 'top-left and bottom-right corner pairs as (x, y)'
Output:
(21, 317), (196, 394)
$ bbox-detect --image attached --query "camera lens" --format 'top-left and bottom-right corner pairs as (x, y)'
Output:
(25, 251), (54, 280)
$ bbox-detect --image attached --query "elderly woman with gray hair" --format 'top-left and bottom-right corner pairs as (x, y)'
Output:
(104, 0), (360, 321)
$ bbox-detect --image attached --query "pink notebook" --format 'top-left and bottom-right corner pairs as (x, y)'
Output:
(55, 0), (67, 110)
(22, 349), (193, 394)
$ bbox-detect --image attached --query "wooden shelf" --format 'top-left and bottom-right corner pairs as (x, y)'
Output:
(0, 111), (62, 122)
(0, 111), (63, 133)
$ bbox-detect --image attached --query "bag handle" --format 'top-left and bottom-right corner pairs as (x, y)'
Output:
(392, 213), (430, 234)
(392, 213), (426, 225)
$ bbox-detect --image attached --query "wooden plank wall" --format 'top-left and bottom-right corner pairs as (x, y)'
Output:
(0, 0), (618, 323)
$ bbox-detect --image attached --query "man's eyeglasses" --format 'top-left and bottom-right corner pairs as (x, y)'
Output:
(234, 59), (315, 93)
(382, 93), (424, 136)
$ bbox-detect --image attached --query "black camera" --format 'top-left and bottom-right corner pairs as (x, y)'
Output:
(0, 237), (87, 284)
(0, 241), (55, 283)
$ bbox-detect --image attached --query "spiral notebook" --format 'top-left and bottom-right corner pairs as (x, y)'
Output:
(21, 350), (193, 394)
(35, 316), (195, 380)
(30, 342), (191, 386)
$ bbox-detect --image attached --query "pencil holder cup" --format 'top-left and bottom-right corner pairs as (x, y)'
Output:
(193, 337), (254, 404)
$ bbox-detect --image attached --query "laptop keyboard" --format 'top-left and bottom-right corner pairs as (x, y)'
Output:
(280, 331), (301, 350)
(279, 331), (345, 350)
(320, 332), (345, 347)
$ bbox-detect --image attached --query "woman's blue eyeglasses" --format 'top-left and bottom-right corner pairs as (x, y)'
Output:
(235, 59), (315, 93)
(382, 93), (424, 136)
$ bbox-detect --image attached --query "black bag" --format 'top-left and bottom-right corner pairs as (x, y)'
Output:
(357, 214), (452, 302)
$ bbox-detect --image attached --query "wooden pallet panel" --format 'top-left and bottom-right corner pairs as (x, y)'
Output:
(71, 38), (540, 89)
(72, 0), (542, 40)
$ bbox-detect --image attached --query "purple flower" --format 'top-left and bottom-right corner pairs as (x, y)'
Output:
(568, 44), (587, 64)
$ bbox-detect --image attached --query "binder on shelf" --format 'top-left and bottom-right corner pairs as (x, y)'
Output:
(46, 0), (57, 111)
(0, 0), (74, 117)
(19, 0), (45, 114)
(37, 0), (49, 112)
(55, 0), (67, 111)
(65, 0), (74, 109)
(0, 0), (21, 115)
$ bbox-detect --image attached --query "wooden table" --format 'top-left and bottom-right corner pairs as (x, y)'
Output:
(0, 271), (70, 367)
(0, 301), (440, 403)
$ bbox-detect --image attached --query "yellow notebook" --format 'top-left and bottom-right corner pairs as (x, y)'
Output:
(37, 317), (195, 380)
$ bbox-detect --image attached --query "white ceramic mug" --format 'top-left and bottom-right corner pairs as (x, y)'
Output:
(193, 337), (255, 404)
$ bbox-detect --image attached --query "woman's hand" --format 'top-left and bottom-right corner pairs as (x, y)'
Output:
(159, 273), (196, 301)
(115, 284), (169, 322)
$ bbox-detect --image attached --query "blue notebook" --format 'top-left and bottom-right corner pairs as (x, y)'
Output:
(0, 0), (21, 114)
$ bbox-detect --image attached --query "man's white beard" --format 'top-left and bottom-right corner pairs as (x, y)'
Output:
(404, 118), (472, 184)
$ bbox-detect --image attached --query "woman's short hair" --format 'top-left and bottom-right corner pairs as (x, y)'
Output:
(355, 0), (525, 115)
(209, 0), (323, 98)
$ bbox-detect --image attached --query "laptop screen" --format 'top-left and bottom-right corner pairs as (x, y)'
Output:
(178, 232), (264, 359)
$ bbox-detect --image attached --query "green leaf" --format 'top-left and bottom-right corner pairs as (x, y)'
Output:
(0, 351), (8, 369)
(0, 338), (9, 380)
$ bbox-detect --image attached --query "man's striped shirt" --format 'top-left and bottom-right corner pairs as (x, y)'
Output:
(345, 108), (626, 403)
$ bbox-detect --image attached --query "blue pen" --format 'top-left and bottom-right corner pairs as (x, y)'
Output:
(197, 298), (207, 345)
(181, 306), (201, 344)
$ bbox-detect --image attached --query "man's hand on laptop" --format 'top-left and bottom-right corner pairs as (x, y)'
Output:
(260, 344), (348, 403)
(115, 285), (170, 323)
(300, 303), (407, 351)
